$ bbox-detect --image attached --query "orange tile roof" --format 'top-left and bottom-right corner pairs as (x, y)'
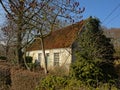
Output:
(27, 20), (84, 51)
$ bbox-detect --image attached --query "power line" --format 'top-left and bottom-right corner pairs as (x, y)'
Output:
(106, 12), (120, 26)
(102, 3), (120, 23)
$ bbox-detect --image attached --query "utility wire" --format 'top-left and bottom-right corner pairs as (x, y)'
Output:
(106, 12), (120, 25)
(102, 3), (120, 23)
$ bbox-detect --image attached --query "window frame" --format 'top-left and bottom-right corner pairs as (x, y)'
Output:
(54, 53), (59, 66)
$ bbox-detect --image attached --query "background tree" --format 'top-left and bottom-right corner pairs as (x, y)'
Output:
(70, 17), (118, 87)
(0, 0), (84, 74)
(0, 20), (16, 61)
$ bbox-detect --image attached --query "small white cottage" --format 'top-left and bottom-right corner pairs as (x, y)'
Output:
(26, 21), (84, 70)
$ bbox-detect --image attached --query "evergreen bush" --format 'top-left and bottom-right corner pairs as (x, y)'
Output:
(70, 17), (118, 87)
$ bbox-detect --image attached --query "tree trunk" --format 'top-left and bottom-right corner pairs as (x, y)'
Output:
(23, 48), (30, 70)
(17, 31), (23, 66)
(40, 37), (48, 74)
(17, 8), (24, 66)
(17, 47), (23, 66)
(5, 46), (9, 61)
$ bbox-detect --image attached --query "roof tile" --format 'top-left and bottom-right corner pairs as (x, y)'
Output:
(27, 20), (84, 51)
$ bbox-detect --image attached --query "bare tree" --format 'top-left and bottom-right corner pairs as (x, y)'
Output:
(0, 0), (37, 66)
(0, 0), (84, 74)
(30, 0), (85, 74)
(0, 20), (16, 61)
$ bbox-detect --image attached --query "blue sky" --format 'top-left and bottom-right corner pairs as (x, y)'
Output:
(79, 0), (120, 28)
(0, 5), (6, 26)
(0, 0), (120, 28)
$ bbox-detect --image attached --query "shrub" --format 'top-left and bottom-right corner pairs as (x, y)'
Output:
(26, 62), (44, 72)
(64, 78), (86, 90)
(37, 73), (119, 90)
(0, 63), (11, 90)
(70, 57), (103, 87)
(10, 67), (44, 90)
(25, 56), (33, 63)
(70, 17), (118, 87)
(39, 75), (67, 90)
(0, 56), (7, 60)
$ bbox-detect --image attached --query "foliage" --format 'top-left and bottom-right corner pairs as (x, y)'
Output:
(64, 78), (86, 90)
(39, 75), (67, 90)
(25, 56), (33, 63)
(0, 56), (7, 60)
(39, 76), (89, 90)
(77, 17), (115, 62)
(70, 17), (118, 87)
(70, 57), (103, 87)
(37, 74), (119, 90)
(23, 56), (43, 71)
(0, 62), (119, 90)
(26, 63), (41, 71)
(0, 63), (118, 90)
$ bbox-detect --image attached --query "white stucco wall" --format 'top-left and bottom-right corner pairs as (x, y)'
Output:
(26, 48), (72, 70)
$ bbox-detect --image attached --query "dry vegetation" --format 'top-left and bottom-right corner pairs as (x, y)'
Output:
(0, 61), (120, 90)
(0, 62), (45, 90)
(10, 68), (44, 90)
(0, 61), (11, 90)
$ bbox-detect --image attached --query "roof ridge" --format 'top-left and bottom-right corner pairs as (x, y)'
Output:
(52, 20), (84, 32)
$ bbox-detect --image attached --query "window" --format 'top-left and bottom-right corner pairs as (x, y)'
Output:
(54, 53), (59, 66)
